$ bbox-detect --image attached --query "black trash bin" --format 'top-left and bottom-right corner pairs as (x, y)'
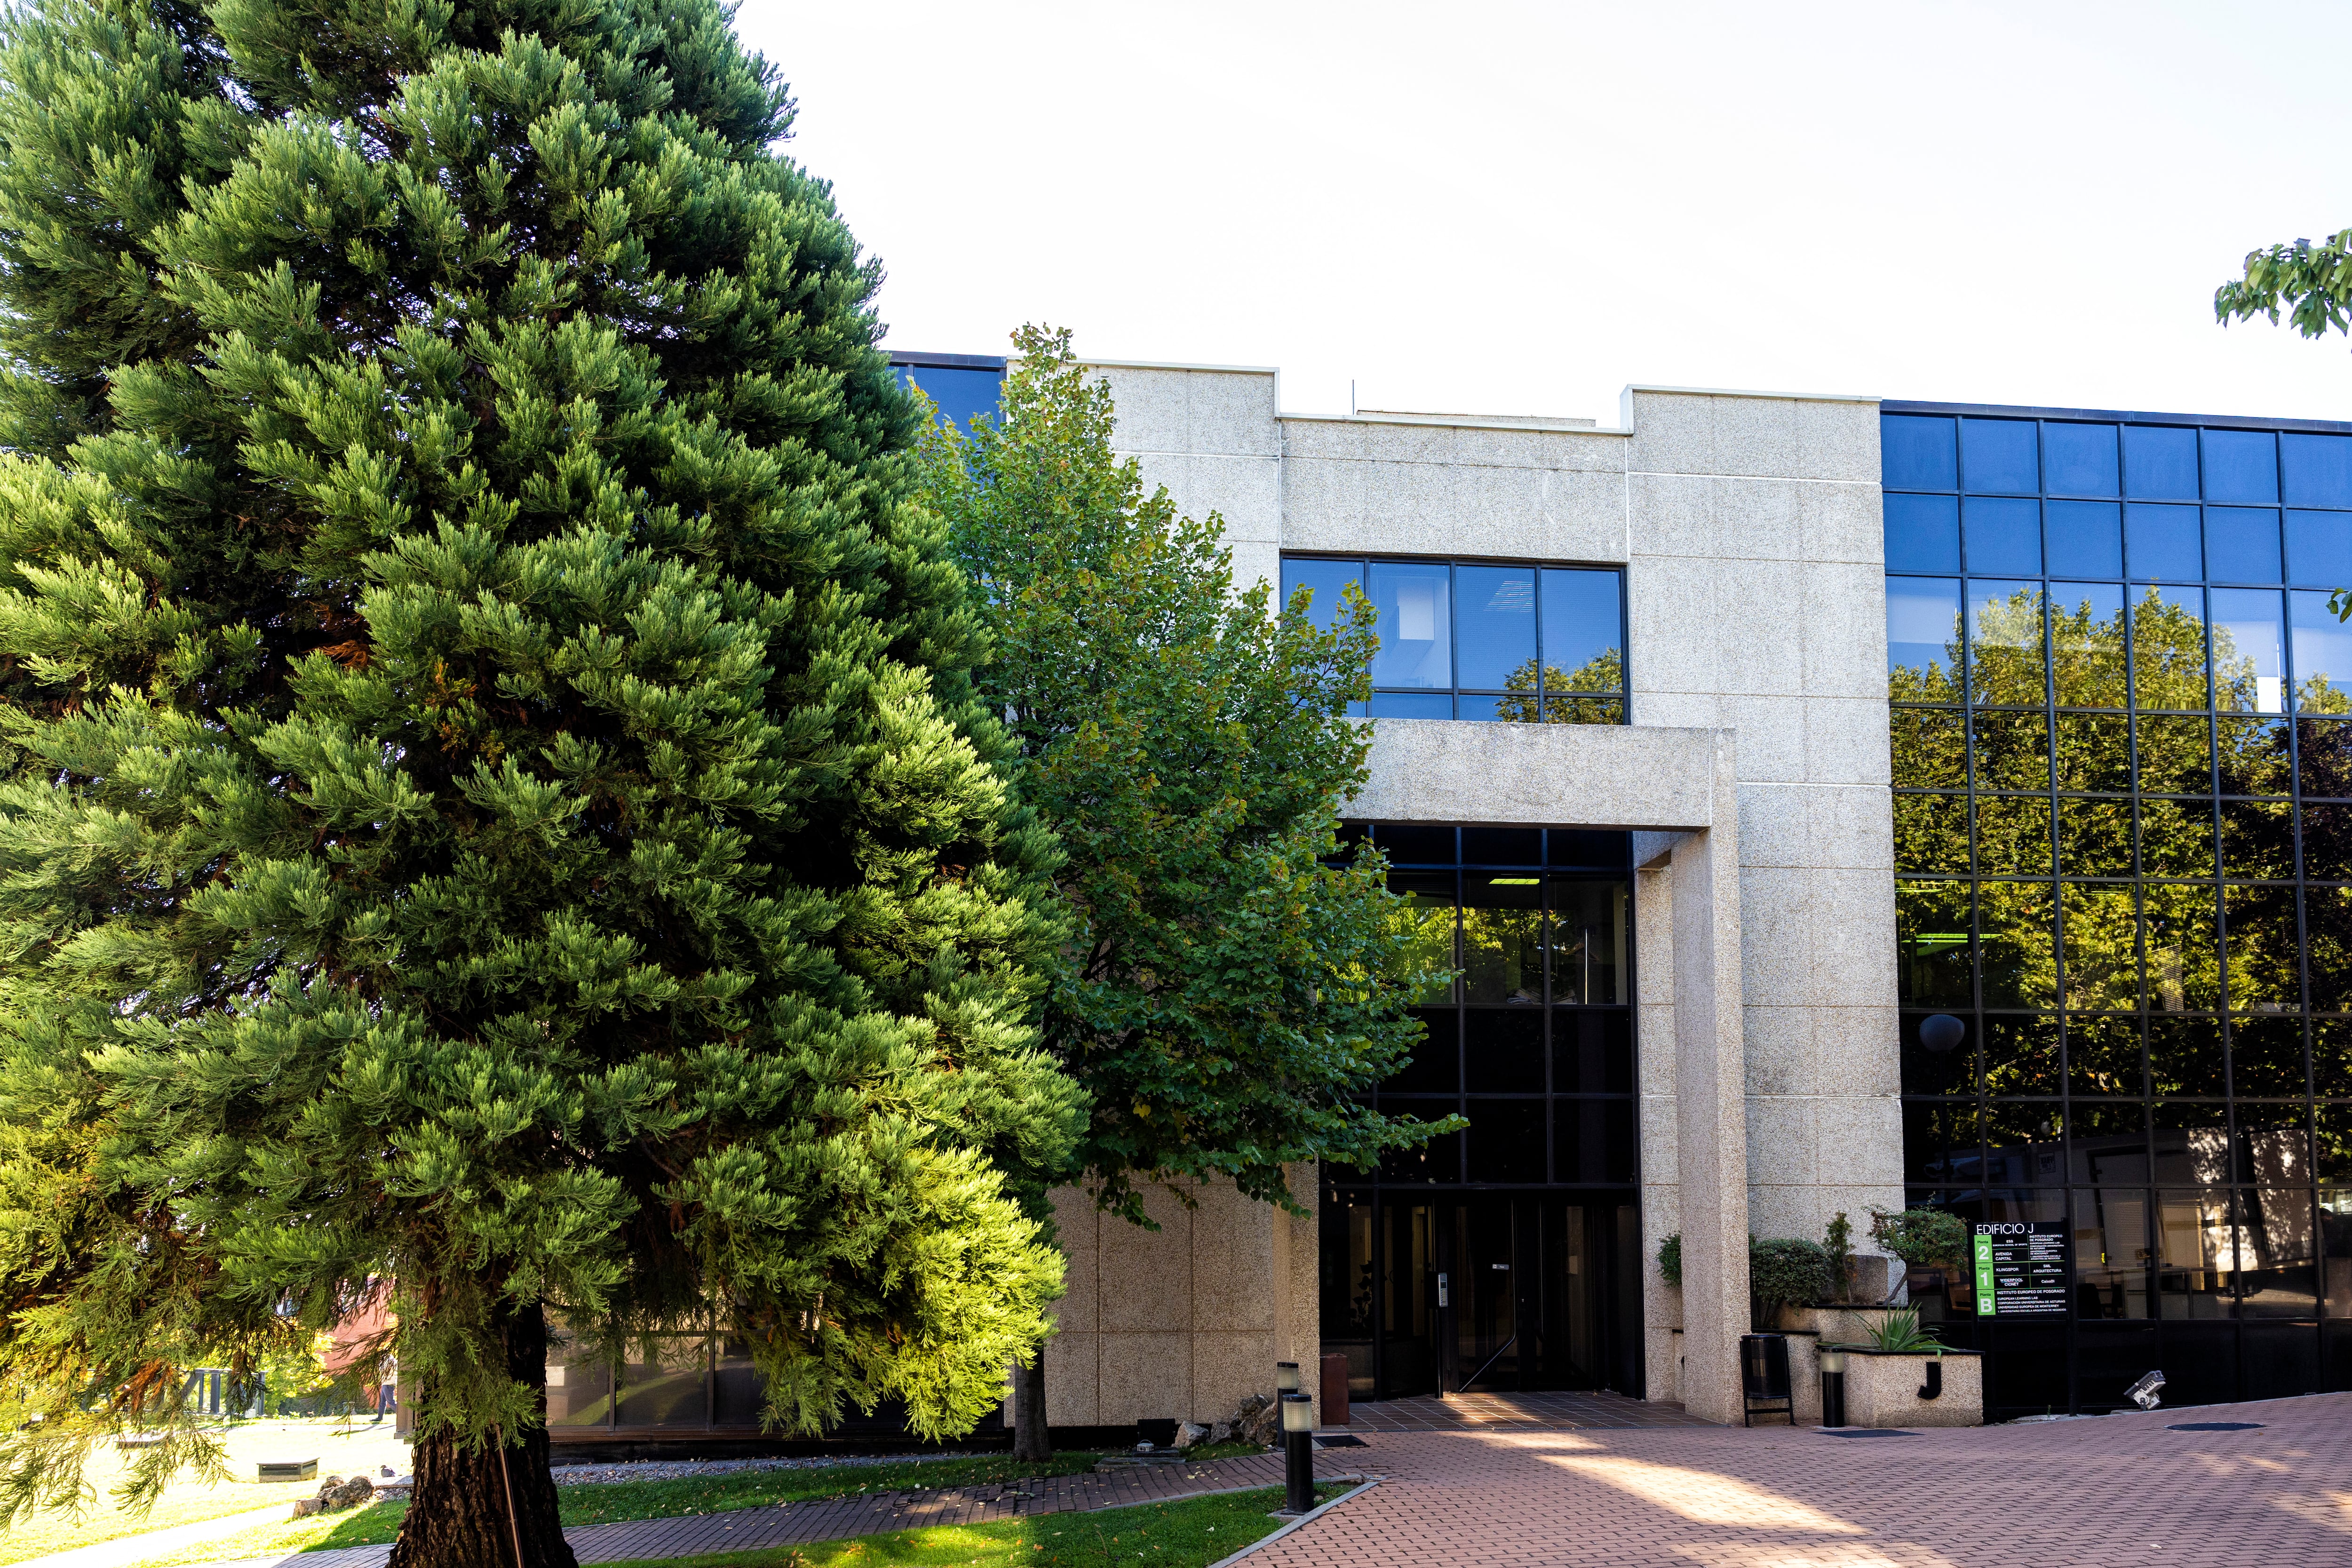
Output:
(1740, 1333), (1794, 1427)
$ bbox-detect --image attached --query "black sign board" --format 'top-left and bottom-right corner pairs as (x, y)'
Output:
(1972, 1221), (2068, 1317)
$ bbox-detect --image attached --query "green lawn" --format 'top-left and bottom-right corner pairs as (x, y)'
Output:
(600, 1484), (1351, 1568)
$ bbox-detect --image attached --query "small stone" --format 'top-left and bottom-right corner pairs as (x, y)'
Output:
(1171, 1421), (1210, 1450)
(290, 1498), (321, 1519)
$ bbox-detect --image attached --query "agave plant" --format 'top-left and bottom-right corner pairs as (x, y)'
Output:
(1863, 1308), (1945, 1354)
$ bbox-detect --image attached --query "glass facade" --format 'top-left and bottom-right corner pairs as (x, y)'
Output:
(1884, 403), (2352, 1414)
(1321, 824), (1642, 1403)
(1282, 556), (1628, 722)
(890, 354), (1005, 431)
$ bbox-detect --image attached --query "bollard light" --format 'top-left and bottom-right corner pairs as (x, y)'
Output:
(1279, 1393), (1315, 1514)
(1818, 1346), (1848, 1429)
(1276, 1361), (1300, 1395)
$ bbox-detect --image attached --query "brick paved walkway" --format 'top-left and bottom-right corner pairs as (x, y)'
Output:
(198, 1450), (1325, 1568)
(1349, 1390), (1712, 1432)
(1258, 1392), (2352, 1568)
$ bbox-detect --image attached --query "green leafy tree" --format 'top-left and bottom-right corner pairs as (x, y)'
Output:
(0, 4), (1081, 1564)
(915, 327), (1448, 1459)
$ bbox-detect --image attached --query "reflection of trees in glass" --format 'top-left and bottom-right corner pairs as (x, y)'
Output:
(1891, 607), (1963, 704)
(1896, 881), (1971, 1007)
(2298, 675), (2352, 714)
(1893, 793), (1967, 875)
(1397, 893), (1458, 1004)
(1493, 648), (1624, 723)
(2224, 885), (2300, 1011)
(1460, 903), (1542, 1003)
(2143, 884), (2222, 1011)
(1980, 881), (2056, 1008)
(1975, 796), (2051, 876)
(2061, 884), (2140, 1011)
(2051, 590), (2127, 707)
(1970, 589), (2049, 706)
(2132, 588), (2212, 711)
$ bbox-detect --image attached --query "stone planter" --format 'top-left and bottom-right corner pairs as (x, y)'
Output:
(1825, 1346), (1983, 1428)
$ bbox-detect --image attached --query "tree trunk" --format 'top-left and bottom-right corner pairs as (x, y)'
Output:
(1012, 1351), (1051, 1464)
(386, 1301), (578, 1568)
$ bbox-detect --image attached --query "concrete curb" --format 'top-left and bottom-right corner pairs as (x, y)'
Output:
(1199, 1477), (1382, 1568)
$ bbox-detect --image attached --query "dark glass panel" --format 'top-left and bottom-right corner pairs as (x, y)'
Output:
(1541, 696), (1625, 724)
(1961, 417), (2040, 494)
(2281, 432), (2352, 508)
(2153, 1106), (2233, 1187)
(2322, 1113), (2352, 1181)
(1380, 826), (1456, 863)
(2137, 797), (2216, 880)
(2236, 1101), (2314, 1183)
(1460, 827), (1542, 865)
(1461, 875), (1542, 1005)
(712, 1337), (764, 1427)
(2157, 1188), (2238, 1319)
(2231, 1016), (2310, 1100)
(2076, 1198), (2155, 1319)
(2318, 1020), (2352, 1095)
(1549, 878), (1628, 1005)
(2053, 712), (2132, 793)
(2046, 502), (2124, 581)
(2043, 423), (2121, 498)
(546, 1327), (613, 1428)
(2203, 429), (2280, 504)
(2154, 1322), (2239, 1403)
(2290, 588), (2352, 715)
(2123, 426), (2201, 501)
(1884, 493), (1961, 573)
(1983, 1014), (2061, 1097)
(898, 364), (1004, 433)
(2068, 1015), (2146, 1098)
(1965, 498), (2042, 575)
(2149, 1019), (2227, 1099)
(2288, 509), (2352, 590)
(2127, 502), (2204, 579)
(1904, 1099), (1982, 1182)
(1334, 820), (1371, 858)
(2302, 722), (2352, 799)
(1972, 709), (2052, 791)
(1984, 1103), (2065, 1187)
(1551, 1010), (1634, 1095)
(1896, 880), (1973, 1008)
(1547, 830), (1630, 868)
(2135, 714), (2214, 795)
(1883, 414), (1959, 489)
(1891, 708), (1967, 788)
(1389, 870), (1458, 1005)
(2308, 804), (2352, 883)
(1454, 565), (1537, 691)
(1900, 1010), (1977, 1097)
(1538, 568), (1623, 693)
(1385, 1009), (1461, 1094)
(1464, 1099), (1547, 1183)
(2225, 884), (2303, 1018)
(2143, 885), (2222, 1012)
(1886, 576), (1964, 701)
(618, 1337), (707, 1428)
(2056, 799), (2132, 877)
(2209, 507), (2286, 586)
(2071, 1107), (2150, 1187)
(2243, 1326), (2321, 1395)
(2078, 1326), (2162, 1397)
(1318, 1189), (1375, 1345)
(1975, 797), (2053, 876)
(2132, 584), (2211, 709)
(2218, 800), (2295, 879)
(2211, 587), (2288, 713)
(1463, 1009), (1543, 1094)
(1981, 882), (2058, 1008)
(1281, 557), (1363, 632)
(1368, 692), (1453, 719)
(1984, 1321), (2069, 1416)
(1367, 560), (1451, 689)
(2216, 717), (2293, 796)
(2239, 1191), (2320, 1320)
(2049, 581), (2128, 708)
(1894, 793), (1969, 875)
(1553, 1098), (1636, 1183)
(2060, 883), (2140, 1009)
(1970, 578), (2050, 706)
(1379, 1101), (1462, 1183)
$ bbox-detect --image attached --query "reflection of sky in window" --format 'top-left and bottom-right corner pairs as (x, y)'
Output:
(1540, 569), (1621, 677)
(2290, 590), (2352, 710)
(1280, 557), (1361, 632)
(1886, 577), (1961, 676)
(895, 365), (1003, 431)
(1455, 565), (1534, 688)
(1369, 561), (1451, 687)
(2209, 588), (2284, 713)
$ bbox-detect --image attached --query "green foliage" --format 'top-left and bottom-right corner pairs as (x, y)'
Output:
(914, 327), (1448, 1220)
(1868, 1207), (1969, 1274)
(1823, 1212), (1854, 1304)
(1748, 1237), (1833, 1324)
(2217, 230), (2352, 348)
(0, 0), (1085, 1520)
(1860, 1307), (1943, 1354)
(1657, 1232), (1682, 1287)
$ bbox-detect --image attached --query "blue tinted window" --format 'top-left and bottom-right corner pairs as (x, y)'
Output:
(2123, 426), (2200, 499)
(2201, 430), (2278, 504)
(2042, 423), (2120, 496)
(1960, 418), (2038, 493)
(1539, 568), (1622, 689)
(2044, 500), (2122, 579)
(897, 364), (1004, 431)
(1454, 565), (1537, 689)
(1281, 557), (1362, 632)
(1886, 577), (1962, 692)
(1964, 497), (2041, 575)
(1368, 692), (1453, 719)
(2204, 507), (2282, 583)
(2288, 509), (2352, 589)
(2291, 589), (2352, 710)
(2281, 433), (2352, 509)
(1884, 493), (1960, 573)
(2209, 588), (2286, 713)
(2126, 503), (2202, 580)
(1368, 561), (1452, 688)
(1883, 415), (1958, 490)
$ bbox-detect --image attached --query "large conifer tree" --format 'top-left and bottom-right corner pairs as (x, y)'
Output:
(0, 3), (1082, 1563)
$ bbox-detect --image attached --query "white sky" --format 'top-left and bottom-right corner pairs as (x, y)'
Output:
(734, 0), (2352, 426)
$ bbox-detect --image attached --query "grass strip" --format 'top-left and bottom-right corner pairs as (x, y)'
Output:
(596, 1483), (1349, 1568)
